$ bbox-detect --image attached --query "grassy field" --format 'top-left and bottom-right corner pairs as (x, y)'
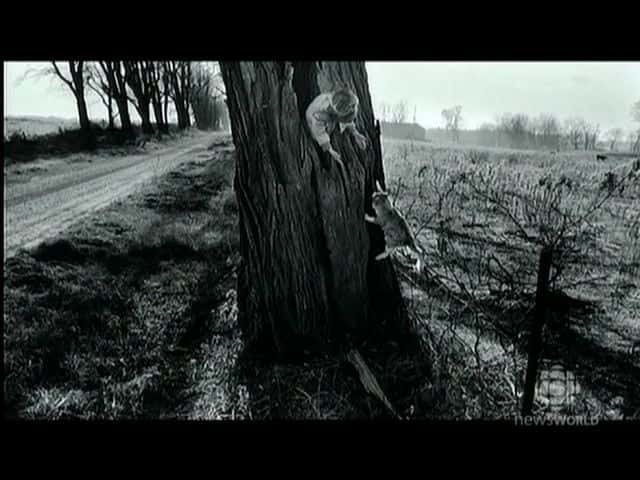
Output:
(382, 138), (640, 419)
(3, 116), (190, 166)
(4, 135), (639, 420)
(383, 138), (640, 308)
(4, 115), (78, 139)
(3, 140), (242, 419)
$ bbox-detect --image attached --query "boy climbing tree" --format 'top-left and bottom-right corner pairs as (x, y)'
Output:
(305, 87), (369, 170)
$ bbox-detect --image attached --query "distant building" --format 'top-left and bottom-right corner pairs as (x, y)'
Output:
(379, 121), (427, 141)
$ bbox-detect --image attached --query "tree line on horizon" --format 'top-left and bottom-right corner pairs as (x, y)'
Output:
(26, 61), (230, 147)
(377, 100), (640, 153)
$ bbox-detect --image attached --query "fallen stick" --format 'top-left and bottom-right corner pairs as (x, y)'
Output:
(347, 348), (402, 420)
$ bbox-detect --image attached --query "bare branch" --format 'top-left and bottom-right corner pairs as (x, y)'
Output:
(51, 61), (76, 94)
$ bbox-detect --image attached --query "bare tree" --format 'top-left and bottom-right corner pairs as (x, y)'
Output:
(377, 102), (391, 122)
(98, 61), (134, 137)
(123, 61), (155, 135)
(165, 61), (192, 130)
(581, 122), (600, 150)
(580, 121), (590, 150)
(86, 63), (115, 130)
(191, 62), (212, 129)
(496, 113), (529, 148)
(606, 128), (624, 151)
(190, 62), (228, 131)
(442, 105), (463, 142)
(529, 116), (542, 148)
(536, 114), (561, 150)
(592, 124), (601, 150)
(391, 101), (408, 123)
(148, 62), (169, 134)
(219, 61), (407, 356)
(564, 117), (586, 150)
(50, 62), (92, 139)
(476, 122), (497, 147)
(511, 113), (530, 149)
(632, 101), (640, 153)
(632, 100), (640, 123)
(631, 130), (640, 154)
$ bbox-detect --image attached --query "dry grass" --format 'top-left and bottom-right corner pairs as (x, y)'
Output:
(3, 145), (239, 419)
(381, 138), (640, 419)
(4, 116), (78, 138)
(3, 121), (196, 166)
(7, 134), (637, 420)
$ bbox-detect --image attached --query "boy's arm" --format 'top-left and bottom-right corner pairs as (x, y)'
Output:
(305, 96), (347, 162)
(307, 110), (341, 160)
(313, 126), (342, 161)
(341, 122), (368, 150)
(339, 122), (356, 134)
(307, 104), (338, 152)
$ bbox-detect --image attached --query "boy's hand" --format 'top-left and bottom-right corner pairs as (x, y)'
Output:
(354, 132), (368, 150)
(328, 148), (342, 162)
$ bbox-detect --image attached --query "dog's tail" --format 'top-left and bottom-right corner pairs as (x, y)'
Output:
(408, 237), (427, 273)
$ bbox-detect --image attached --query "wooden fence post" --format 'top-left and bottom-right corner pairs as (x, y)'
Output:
(521, 246), (553, 417)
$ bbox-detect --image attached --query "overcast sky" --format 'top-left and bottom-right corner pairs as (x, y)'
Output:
(4, 61), (640, 132)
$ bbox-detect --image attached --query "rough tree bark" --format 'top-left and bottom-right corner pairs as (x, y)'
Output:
(74, 90), (91, 132)
(220, 61), (407, 358)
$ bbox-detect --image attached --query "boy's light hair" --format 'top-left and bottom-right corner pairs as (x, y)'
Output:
(331, 88), (359, 120)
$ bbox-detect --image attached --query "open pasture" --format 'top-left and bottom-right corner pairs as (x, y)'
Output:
(381, 138), (640, 418)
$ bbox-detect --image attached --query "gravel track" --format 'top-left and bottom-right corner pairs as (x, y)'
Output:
(4, 132), (213, 258)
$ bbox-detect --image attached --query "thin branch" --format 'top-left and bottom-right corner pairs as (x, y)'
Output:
(51, 61), (76, 94)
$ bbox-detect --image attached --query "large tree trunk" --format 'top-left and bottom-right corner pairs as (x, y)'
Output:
(220, 61), (406, 358)
(184, 104), (191, 128)
(168, 61), (192, 131)
(137, 102), (154, 135)
(75, 93), (91, 132)
(67, 63), (94, 150)
(175, 94), (190, 130)
(164, 93), (169, 130)
(111, 63), (134, 137)
(107, 95), (114, 130)
(123, 61), (155, 136)
(115, 96), (133, 135)
(175, 99), (187, 129)
(65, 61), (92, 139)
(152, 96), (168, 134)
(74, 93), (95, 150)
(149, 62), (169, 135)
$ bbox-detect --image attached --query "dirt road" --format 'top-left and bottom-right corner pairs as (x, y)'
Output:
(4, 131), (218, 259)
